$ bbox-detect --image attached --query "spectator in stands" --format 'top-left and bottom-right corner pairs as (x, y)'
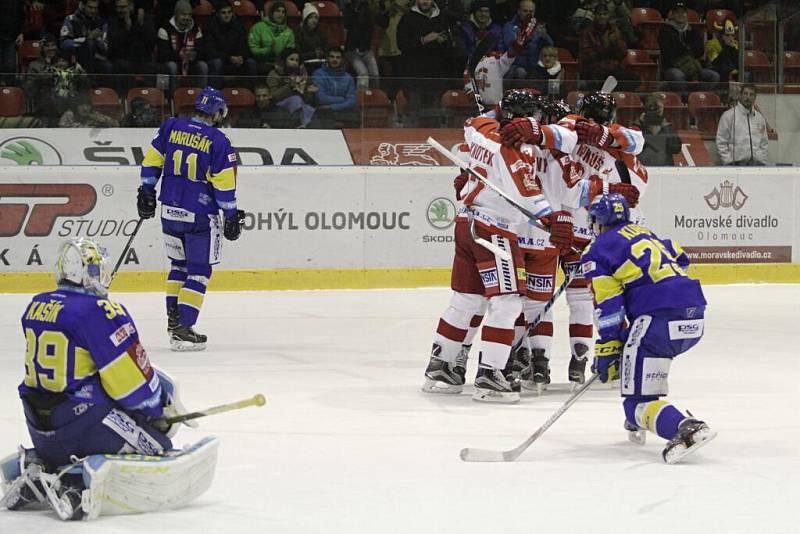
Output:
(108, 0), (163, 95)
(59, 0), (114, 75)
(268, 47), (317, 127)
(529, 45), (564, 97)
(0, 0), (24, 85)
(375, 0), (409, 97)
(52, 50), (90, 116)
(121, 95), (160, 127)
(659, 2), (719, 94)
(23, 33), (60, 124)
(715, 84), (769, 166)
(237, 84), (300, 128)
(311, 47), (358, 127)
(501, 0), (552, 79)
(59, 91), (119, 127)
(573, 0), (638, 47)
(157, 0), (208, 94)
(207, 1), (257, 88)
(705, 17), (738, 82)
(632, 93), (682, 166)
(534, 0), (580, 56)
(344, 0), (380, 90)
(578, 3), (638, 90)
(461, 0), (502, 62)
(296, 3), (329, 71)
(249, 1), (295, 73)
(139, 0), (200, 26)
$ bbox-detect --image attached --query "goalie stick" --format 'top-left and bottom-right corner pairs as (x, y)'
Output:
(460, 373), (599, 462)
(155, 393), (266, 425)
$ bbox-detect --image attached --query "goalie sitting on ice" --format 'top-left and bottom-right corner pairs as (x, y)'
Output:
(0, 238), (218, 520)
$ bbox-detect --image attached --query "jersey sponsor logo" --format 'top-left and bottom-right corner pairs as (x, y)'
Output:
(0, 183), (97, 237)
(641, 357), (671, 396)
(668, 319), (704, 340)
(581, 260), (596, 274)
(526, 273), (554, 292)
(162, 205), (195, 222)
(126, 340), (153, 379)
(479, 267), (499, 288)
(110, 322), (136, 347)
(509, 160), (532, 173)
(227, 152), (237, 163)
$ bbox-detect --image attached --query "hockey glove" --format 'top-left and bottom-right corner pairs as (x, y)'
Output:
(575, 120), (612, 148)
(592, 339), (622, 383)
(499, 117), (542, 149)
(453, 170), (469, 200)
(152, 367), (198, 438)
(137, 186), (156, 219)
(608, 182), (640, 208)
(223, 209), (245, 241)
(542, 210), (574, 254)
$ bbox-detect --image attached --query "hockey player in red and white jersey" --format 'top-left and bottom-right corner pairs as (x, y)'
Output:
(422, 89), (575, 404)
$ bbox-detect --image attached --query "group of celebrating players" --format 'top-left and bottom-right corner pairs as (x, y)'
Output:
(422, 87), (717, 464)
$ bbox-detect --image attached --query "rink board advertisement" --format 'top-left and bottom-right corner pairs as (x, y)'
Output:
(0, 129), (353, 166)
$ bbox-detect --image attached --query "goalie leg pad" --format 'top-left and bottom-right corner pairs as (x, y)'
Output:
(80, 436), (220, 520)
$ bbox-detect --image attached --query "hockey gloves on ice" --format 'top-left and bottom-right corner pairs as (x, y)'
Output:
(223, 209), (245, 241)
(608, 182), (640, 208)
(592, 339), (622, 383)
(137, 186), (156, 219)
(542, 210), (574, 254)
(575, 120), (612, 148)
(499, 117), (542, 149)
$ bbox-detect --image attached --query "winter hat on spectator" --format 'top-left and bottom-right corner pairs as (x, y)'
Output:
(302, 2), (319, 23)
(470, 0), (491, 13)
(671, 2), (688, 12)
(174, 0), (193, 16)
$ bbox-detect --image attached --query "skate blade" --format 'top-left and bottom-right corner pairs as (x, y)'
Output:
(169, 340), (207, 352)
(421, 378), (463, 395)
(627, 429), (647, 446)
(664, 430), (718, 464)
(471, 390), (520, 404)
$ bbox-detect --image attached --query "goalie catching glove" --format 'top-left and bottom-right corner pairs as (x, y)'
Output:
(575, 120), (612, 148)
(592, 339), (622, 383)
(499, 117), (542, 149)
(541, 210), (574, 254)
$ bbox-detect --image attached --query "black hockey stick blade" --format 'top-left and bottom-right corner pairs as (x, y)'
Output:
(467, 33), (497, 79)
(615, 159), (632, 184)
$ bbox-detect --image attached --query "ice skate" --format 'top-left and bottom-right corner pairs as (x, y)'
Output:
(473, 367), (520, 404)
(506, 346), (530, 380)
(170, 325), (207, 352)
(568, 343), (589, 389)
(453, 344), (470, 379)
(662, 417), (717, 464)
(167, 304), (180, 334)
(624, 419), (647, 445)
(521, 348), (550, 395)
(421, 354), (465, 394)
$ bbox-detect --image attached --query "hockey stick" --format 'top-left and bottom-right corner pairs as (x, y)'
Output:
(460, 373), (599, 462)
(110, 217), (143, 281)
(466, 33), (497, 114)
(156, 394), (266, 425)
(469, 211), (513, 262)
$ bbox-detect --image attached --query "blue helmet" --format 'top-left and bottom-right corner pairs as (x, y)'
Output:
(589, 193), (630, 232)
(195, 86), (227, 117)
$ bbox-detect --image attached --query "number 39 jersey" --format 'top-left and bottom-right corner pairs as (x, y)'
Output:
(18, 290), (163, 418)
(581, 224), (706, 341)
(141, 116), (238, 219)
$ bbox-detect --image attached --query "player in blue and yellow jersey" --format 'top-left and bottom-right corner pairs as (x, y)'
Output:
(581, 194), (716, 464)
(137, 86), (245, 351)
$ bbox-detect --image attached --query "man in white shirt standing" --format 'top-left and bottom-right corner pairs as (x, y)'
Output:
(715, 84), (769, 166)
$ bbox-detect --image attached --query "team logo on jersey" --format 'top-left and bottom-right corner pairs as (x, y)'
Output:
(426, 197), (456, 229)
(109, 322), (136, 347)
(509, 160), (532, 173)
(479, 268), (499, 288)
(526, 273), (554, 292)
(704, 180), (748, 210)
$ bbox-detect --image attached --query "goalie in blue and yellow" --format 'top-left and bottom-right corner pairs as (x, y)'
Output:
(581, 193), (716, 464)
(137, 86), (245, 351)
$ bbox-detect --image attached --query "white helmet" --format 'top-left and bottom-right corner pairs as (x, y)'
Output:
(55, 238), (112, 297)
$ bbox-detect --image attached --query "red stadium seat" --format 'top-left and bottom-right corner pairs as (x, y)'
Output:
(89, 87), (123, 121)
(441, 89), (474, 127)
(611, 91), (642, 124)
(127, 87), (166, 119)
(0, 87), (25, 116)
(18, 40), (41, 72)
(312, 1), (345, 48)
(783, 51), (800, 85)
(358, 88), (392, 127)
(686, 8), (703, 31)
(651, 91), (688, 129)
(232, 0), (259, 32)
(706, 9), (736, 34)
(630, 8), (663, 51)
(743, 50), (773, 83)
(688, 91), (727, 137)
(193, 0), (216, 29)
(623, 49), (659, 90)
(223, 87), (255, 125)
(173, 87), (202, 116)
(556, 48), (578, 93)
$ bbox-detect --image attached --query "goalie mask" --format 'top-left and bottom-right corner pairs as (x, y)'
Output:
(498, 89), (544, 124)
(589, 193), (630, 235)
(576, 91), (616, 125)
(55, 238), (113, 297)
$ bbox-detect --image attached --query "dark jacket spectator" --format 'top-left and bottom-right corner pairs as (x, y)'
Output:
(122, 96), (160, 127)
(295, 3), (328, 65)
(23, 33), (60, 123)
(107, 0), (162, 93)
(206, 1), (257, 84)
(396, 0), (458, 79)
(705, 18), (738, 82)
(59, 0), (113, 74)
(237, 85), (299, 128)
(59, 91), (119, 127)
(157, 0), (208, 88)
(344, 0), (380, 89)
(460, 0), (502, 61)
(658, 2), (719, 91)
(501, 0), (553, 77)
(248, 1), (295, 67)
(632, 94), (682, 166)
(0, 0), (24, 83)
(579, 3), (638, 89)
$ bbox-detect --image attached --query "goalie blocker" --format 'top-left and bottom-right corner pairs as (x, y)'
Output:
(1, 437), (219, 520)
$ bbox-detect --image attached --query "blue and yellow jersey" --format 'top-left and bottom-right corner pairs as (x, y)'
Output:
(581, 224), (707, 341)
(19, 289), (163, 418)
(140, 116), (238, 218)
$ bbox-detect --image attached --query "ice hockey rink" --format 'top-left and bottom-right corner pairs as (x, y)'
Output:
(0, 284), (798, 533)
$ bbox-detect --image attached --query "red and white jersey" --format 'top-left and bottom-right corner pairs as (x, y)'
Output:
(463, 52), (515, 107)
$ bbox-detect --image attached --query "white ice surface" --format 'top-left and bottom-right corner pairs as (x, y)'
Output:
(0, 285), (798, 533)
